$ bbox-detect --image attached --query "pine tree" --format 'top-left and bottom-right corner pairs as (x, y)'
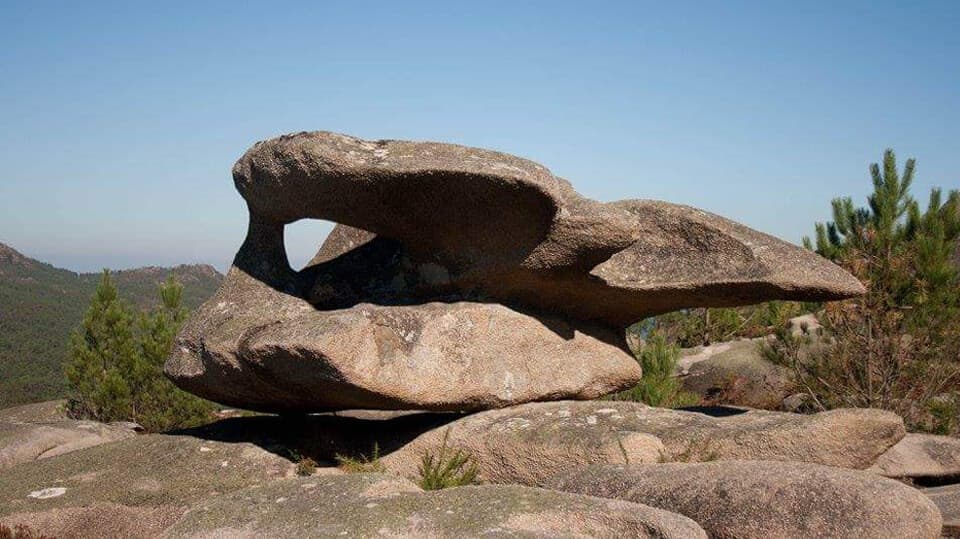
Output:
(808, 149), (916, 259)
(784, 150), (960, 432)
(135, 275), (214, 432)
(64, 271), (215, 431)
(905, 189), (960, 338)
(64, 270), (138, 421)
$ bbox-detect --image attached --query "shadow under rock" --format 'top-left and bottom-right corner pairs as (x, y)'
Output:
(169, 410), (464, 464)
(234, 229), (631, 350)
(677, 405), (751, 418)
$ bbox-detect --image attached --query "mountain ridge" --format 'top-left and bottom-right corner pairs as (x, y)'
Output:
(0, 241), (223, 407)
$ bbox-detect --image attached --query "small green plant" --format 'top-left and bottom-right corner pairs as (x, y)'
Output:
(417, 430), (479, 490)
(925, 398), (960, 436)
(335, 443), (386, 473)
(608, 333), (700, 408)
(0, 523), (54, 539)
(673, 437), (720, 463)
(295, 456), (317, 476)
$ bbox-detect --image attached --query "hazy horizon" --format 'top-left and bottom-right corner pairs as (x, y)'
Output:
(3, 2), (958, 273)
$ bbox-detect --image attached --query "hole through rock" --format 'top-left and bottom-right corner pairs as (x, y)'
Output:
(284, 219), (336, 271)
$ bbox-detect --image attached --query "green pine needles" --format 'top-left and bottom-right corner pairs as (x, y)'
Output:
(335, 443), (386, 473)
(778, 149), (960, 432)
(608, 334), (699, 408)
(417, 430), (479, 490)
(63, 270), (216, 432)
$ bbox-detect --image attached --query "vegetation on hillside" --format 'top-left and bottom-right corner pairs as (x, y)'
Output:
(0, 243), (220, 408)
(64, 270), (217, 432)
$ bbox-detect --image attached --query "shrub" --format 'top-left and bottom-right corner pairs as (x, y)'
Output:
(673, 437), (720, 462)
(63, 271), (216, 432)
(0, 523), (54, 539)
(609, 334), (699, 408)
(417, 430), (479, 490)
(335, 443), (386, 473)
(926, 397), (960, 436)
(640, 301), (816, 348)
(765, 292), (960, 430)
(768, 150), (960, 432)
(295, 456), (318, 476)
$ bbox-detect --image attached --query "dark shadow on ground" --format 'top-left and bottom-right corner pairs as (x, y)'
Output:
(677, 405), (750, 417)
(913, 475), (960, 488)
(169, 410), (464, 465)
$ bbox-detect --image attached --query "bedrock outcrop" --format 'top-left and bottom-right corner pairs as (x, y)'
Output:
(165, 131), (863, 412)
(548, 461), (942, 539)
(380, 400), (904, 485)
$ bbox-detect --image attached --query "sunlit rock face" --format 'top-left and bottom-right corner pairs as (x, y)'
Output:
(164, 131), (863, 413)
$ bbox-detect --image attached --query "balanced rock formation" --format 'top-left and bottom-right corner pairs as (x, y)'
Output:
(166, 131), (863, 413)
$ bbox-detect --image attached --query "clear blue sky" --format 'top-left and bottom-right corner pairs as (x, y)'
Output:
(2, 1), (958, 272)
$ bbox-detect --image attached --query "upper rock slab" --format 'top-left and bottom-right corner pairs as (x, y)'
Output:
(233, 131), (863, 327)
(234, 131), (577, 276)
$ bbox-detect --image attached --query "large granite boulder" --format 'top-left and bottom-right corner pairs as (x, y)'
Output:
(677, 339), (795, 408)
(166, 131), (864, 412)
(868, 433), (960, 481)
(165, 270), (640, 413)
(549, 461), (942, 539)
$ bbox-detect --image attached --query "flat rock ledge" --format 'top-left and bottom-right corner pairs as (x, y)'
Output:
(0, 432), (291, 538)
(868, 433), (960, 481)
(1, 400), (949, 538)
(0, 418), (139, 470)
(163, 475), (707, 538)
(0, 431), (704, 538)
(381, 400), (905, 486)
(922, 484), (960, 537)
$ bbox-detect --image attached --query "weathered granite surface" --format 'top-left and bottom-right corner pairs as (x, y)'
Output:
(550, 461), (942, 539)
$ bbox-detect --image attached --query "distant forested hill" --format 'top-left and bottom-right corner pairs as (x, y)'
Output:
(0, 242), (222, 407)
